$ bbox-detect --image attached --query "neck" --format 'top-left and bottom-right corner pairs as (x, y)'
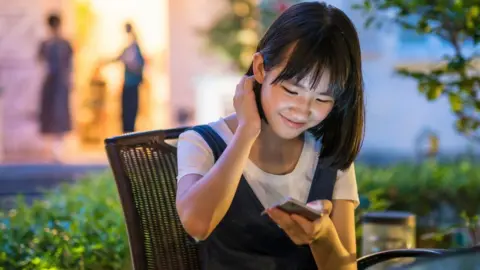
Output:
(255, 120), (302, 153)
(225, 113), (304, 172)
(51, 31), (60, 38)
(251, 120), (305, 173)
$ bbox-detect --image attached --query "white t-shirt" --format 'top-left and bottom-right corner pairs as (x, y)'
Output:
(177, 117), (359, 209)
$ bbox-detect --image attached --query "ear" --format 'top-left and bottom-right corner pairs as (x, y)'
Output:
(252, 52), (266, 84)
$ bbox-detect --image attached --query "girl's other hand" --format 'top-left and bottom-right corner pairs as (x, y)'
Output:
(234, 76), (261, 139)
(266, 200), (334, 245)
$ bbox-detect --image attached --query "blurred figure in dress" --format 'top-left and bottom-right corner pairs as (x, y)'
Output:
(38, 13), (73, 162)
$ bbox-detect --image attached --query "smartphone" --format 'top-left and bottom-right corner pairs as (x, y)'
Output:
(272, 197), (323, 222)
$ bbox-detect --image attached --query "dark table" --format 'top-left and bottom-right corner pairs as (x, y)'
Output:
(391, 246), (480, 270)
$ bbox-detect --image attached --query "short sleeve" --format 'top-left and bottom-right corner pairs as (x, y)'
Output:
(332, 163), (359, 208)
(176, 130), (215, 182)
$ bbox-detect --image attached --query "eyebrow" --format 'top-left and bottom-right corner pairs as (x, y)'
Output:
(288, 81), (334, 97)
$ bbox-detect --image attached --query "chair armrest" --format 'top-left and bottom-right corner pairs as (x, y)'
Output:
(357, 248), (445, 270)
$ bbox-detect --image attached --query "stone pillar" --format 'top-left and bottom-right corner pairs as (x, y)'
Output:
(0, 86), (3, 161)
(0, 0), (82, 161)
(0, 0), (50, 161)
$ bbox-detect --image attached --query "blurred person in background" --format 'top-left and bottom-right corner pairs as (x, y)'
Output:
(101, 22), (145, 133)
(38, 13), (73, 162)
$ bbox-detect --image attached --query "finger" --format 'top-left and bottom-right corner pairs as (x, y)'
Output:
(267, 208), (296, 230)
(287, 233), (308, 245)
(322, 200), (333, 214)
(235, 76), (255, 98)
(286, 223), (313, 245)
(243, 75), (255, 91)
(237, 75), (247, 85)
(236, 76), (247, 93)
(291, 214), (315, 237)
(307, 200), (333, 216)
(267, 208), (291, 224)
(268, 209), (310, 244)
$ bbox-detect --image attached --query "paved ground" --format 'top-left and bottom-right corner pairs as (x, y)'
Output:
(0, 162), (109, 209)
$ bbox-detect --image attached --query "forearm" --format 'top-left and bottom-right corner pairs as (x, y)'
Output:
(310, 225), (357, 270)
(177, 129), (256, 239)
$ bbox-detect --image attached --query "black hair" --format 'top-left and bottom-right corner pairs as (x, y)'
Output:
(47, 14), (61, 29)
(125, 22), (133, 33)
(246, 1), (365, 171)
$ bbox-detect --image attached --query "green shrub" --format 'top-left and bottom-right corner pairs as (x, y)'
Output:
(356, 159), (480, 247)
(0, 171), (130, 270)
(357, 159), (480, 218)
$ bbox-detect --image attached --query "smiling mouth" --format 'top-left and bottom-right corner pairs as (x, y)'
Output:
(280, 115), (307, 129)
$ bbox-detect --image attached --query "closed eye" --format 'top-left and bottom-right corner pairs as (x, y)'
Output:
(316, 98), (331, 103)
(316, 93), (334, 103)
(282, 86), (297, 95)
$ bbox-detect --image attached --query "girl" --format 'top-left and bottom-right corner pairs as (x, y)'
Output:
(176, 2), (364, 269)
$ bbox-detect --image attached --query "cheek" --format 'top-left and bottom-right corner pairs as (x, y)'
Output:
(261, 85), (285, 111)
(311, 103), (334, 122)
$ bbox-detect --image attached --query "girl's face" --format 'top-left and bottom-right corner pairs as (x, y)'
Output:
(260, 65), (335, 140)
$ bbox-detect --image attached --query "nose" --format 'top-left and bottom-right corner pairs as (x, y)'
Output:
(290, 96), (312, 118)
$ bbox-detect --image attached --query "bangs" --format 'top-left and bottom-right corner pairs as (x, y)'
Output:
(270, 30), (351, 99)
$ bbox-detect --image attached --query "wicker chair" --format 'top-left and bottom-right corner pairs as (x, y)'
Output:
(105, 128), (443, 270)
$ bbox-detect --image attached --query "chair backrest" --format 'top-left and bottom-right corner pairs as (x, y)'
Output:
(105, 127), (200, 270)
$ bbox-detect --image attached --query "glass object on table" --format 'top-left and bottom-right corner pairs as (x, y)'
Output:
(362, 211), (417, 270)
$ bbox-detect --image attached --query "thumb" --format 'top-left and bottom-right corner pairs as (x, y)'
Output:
(243, 75), (255, 90)
(307, 200), (332, 216)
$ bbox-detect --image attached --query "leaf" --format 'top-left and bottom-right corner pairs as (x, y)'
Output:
(31, 257), (41, 265)
(351, 3), (364, 10)
(448, 93), (463, 112)
(469, 6), (480, 18)
(426, 84), (444, 100)
(364, 0), (372, 11)
(365, 16), (375, 28)
(352, 0), (480, 138)
(454, 0), (463, 9)
(456, 117), (468, 132)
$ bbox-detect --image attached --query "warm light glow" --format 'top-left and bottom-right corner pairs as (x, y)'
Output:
(74, 0), (170, 136)
(89, 0), (168, 57)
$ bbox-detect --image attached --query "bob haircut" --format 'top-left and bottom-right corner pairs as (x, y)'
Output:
(246, 1), (365, 171)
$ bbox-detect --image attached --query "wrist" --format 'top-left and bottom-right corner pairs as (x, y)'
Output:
(311, 220), (337, 248)
(235, 124), (260, 142)
(310, 224), (351, 260)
